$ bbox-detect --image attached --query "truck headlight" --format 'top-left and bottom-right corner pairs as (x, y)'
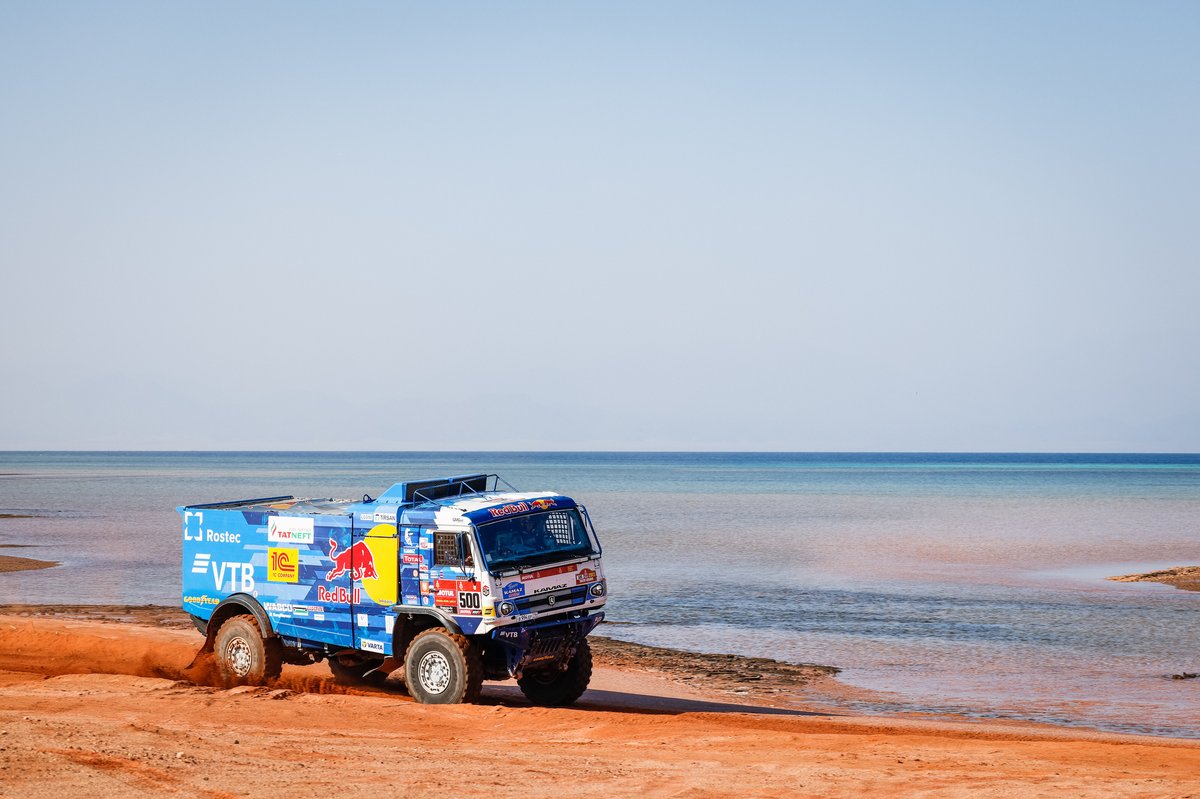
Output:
(589, 580), (606, 598)
(498, 601), (515, 616)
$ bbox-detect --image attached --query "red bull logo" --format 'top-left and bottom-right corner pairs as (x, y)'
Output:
(530, 498), (557, 510)
(488, 502), (528, 518)
(317, 585), (362, 604)
(325, 539), (379, 582)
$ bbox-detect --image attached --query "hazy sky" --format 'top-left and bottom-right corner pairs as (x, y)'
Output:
(2, 2), (1197, 451)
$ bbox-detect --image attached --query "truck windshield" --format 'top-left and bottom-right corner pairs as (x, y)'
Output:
(476, 509), (599, 572)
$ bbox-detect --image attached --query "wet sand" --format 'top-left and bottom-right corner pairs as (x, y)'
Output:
(0, 554), (60, 573)
(1, 610), (1199, 797)
(1109, 566), (1200, 592)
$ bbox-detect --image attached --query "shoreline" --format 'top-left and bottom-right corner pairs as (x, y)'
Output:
(1109, 565), (1200, 592)
(0, 603), (840, 705)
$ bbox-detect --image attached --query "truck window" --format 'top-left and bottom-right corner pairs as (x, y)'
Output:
(433, 531), (472, 567)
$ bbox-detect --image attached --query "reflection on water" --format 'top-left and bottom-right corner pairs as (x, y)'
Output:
(1, 451), (1198, 737)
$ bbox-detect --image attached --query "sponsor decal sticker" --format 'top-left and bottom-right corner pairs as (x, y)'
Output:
(183, 594), (218, 606)
(205, 530), (241, 544)
(263, 602), (292, 615)
(291, 605), (311, 617)
(374, 508), (397, 523)
(481, 584), (490, 597)
(268, 548), (299, 583)
(533, 582), (568, 595)
(488, 501), (529, 518)
(502, 581), (525, 599)
(403, 594), (420, 605)
(361, 639), (386, 653)
(356, 613), (369, 627)
(576, 567), (597, 585)
(191, 553), (211, 575)
(402, 553), (422, 564)
(520, 563), (578, 582)
(325, 539), (379, 582)
(434, 588), (457, 607)
(529, 498), (557, 510)
(482, 606), (495, 617)
(268, 516), (314, 545)
(317, 585), (362, 604)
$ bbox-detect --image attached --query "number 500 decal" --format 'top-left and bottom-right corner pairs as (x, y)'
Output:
(458, 592), (481, 609)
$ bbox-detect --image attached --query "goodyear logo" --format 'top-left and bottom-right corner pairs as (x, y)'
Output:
(268, 548), (299, 583)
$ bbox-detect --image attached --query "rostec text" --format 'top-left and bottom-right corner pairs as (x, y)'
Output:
(206, 530), (242, 544)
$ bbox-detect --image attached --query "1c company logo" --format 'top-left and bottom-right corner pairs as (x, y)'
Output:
(268, 548), (299, 583)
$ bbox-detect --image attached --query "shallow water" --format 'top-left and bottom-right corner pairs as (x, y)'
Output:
(1, 451), (1197, 736)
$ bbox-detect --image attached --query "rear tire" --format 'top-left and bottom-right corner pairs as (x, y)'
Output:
(403, 628), (483, 704)
(518, 638), (592, 707)
(213, 615), (283, 686)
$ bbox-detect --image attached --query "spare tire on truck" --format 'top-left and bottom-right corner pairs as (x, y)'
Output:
(213, 615), (283, 686)
(517, 638), (592, 707)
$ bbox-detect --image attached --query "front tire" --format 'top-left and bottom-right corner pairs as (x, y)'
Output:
(518, 638), (592, 706)
(213, 615), (282, 686)
(403, 628), (483, 704)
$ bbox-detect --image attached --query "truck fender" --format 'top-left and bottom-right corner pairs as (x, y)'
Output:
(194, 593), (277, 655)
(390, 608), (464, 659)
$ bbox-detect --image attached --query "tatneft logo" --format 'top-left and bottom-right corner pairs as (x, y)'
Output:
(268, 516), (315, 544)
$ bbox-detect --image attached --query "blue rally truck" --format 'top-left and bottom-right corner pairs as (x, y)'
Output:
(180, 474), (607, 705)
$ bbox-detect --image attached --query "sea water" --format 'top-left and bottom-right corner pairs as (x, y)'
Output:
(1, 451), (1197, 737)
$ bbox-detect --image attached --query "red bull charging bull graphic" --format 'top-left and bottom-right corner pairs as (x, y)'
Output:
(324, 538), (379, 581)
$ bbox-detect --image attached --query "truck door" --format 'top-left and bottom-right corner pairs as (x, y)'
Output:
(349, 517), (399, 655)
(429, 527), (484, 622)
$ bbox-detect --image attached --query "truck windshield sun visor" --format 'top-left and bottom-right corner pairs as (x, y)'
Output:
(477, 509), (599, 572)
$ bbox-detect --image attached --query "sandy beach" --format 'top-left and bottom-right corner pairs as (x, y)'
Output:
(1109, 566), (1200, 593)
(1, 607), (1199, 798)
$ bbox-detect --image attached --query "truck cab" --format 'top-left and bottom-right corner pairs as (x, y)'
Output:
(180, 474), (607, 705)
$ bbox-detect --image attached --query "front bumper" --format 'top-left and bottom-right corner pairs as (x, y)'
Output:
(489, 611), (604, 678)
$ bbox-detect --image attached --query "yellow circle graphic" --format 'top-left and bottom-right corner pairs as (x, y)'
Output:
(359, 524), (398, 605)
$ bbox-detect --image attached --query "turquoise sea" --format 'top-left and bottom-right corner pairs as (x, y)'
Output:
(1, 452), (1197, 737)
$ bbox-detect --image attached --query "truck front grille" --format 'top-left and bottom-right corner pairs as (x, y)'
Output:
(512, 585), (588, 615)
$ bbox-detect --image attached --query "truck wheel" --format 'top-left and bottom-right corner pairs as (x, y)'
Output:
(213, 615), (283, 686)
(329, 654), (388, 687)
(517, 638), (592, 707)
(403, 628), (482, 704)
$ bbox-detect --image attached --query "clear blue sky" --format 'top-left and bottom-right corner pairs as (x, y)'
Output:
(1, 2), (1197, 451)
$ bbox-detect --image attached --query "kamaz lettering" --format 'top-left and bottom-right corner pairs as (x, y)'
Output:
(179, 474), (606, 706)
